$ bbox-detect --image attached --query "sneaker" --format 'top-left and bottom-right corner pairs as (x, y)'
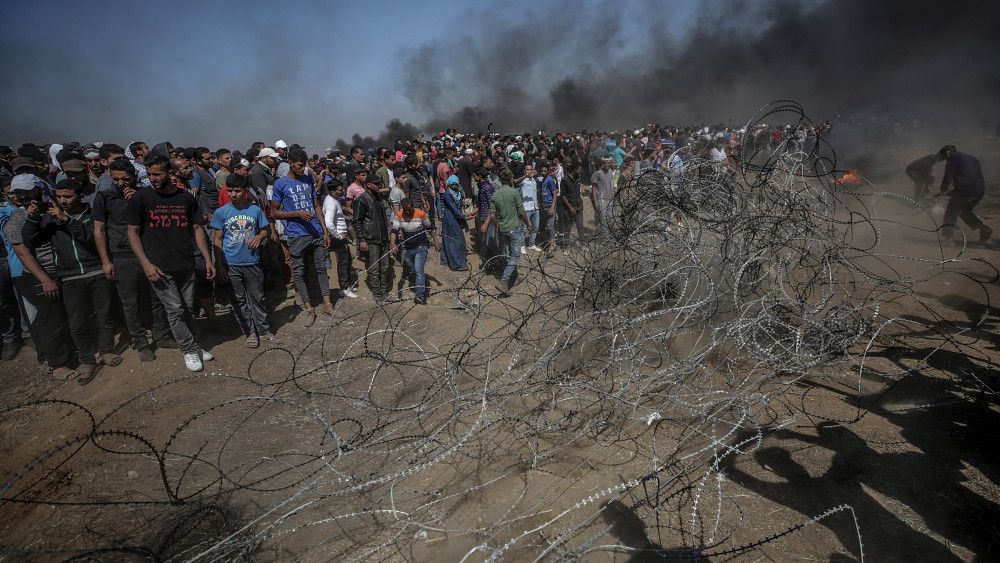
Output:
(495, 280), (510, 295)
(414, 297), (427, 305)
(521, 246), (528, 254)
(155, 338), (180, 349)
(981, 225), (993, 243)
(184, 352), (203, 372)
(137, 347), (156, 362)
(529, 245), (543, 252)
(344, 289), (359, 298)
(214, 303), (232, 313)
(199, 348), (214, 361)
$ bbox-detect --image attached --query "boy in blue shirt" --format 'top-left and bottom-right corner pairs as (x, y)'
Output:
(212, 174), (278, 347)
(269, 148), (332, 327)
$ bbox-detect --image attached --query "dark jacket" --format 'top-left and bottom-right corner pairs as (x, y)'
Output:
(940, 152), (985, 197)
(21, 204), (101, 278)
(353, 190), (389, 243)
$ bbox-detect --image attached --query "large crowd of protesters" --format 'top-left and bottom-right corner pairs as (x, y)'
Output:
(0, 121), (839, 379)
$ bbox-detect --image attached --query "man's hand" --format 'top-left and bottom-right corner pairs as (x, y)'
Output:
(434, 241), (442, 252)
(123, 187), (136, 199)
(360, 240), (368, 252)
(25, 201), (42, 220)
(49, 206), (68, 222)
(247, 233), (265, 250)
(41, 278), (59, 300)
(143, 262), (163, 282)
(297, 210), (315, 221)
(390, 244), (399, 255)
(102, 261), (115, 280)
(216, 264), (229, 283)
(323, 232), (331, 249)
(205, 262), (216, 280)
(480, 222), (488, 233)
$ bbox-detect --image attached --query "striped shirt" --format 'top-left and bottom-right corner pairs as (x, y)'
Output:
(391, 209), (433, 251)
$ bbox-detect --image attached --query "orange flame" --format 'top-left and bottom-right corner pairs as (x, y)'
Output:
(837, 168), (863, 185)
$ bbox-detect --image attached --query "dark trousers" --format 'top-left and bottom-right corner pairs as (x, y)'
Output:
(62, 274), (117, 364)
(20, 272), (73, 368)
(329, 237), (353, 290)
(905, 167), (933, 200)
(113, 253), (170, 347)
(288, 235), (330, 306)
(942, 192), (984, 239)
(227, 263), (270, 336)
(151, 270), (199, 354)
(365, 241), (390, 300)
(0, 258), (21, 344)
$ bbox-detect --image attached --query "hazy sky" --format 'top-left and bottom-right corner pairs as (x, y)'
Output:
(3, 0), (998, 153)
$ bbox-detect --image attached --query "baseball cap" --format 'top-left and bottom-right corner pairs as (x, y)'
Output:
(275, 140), (287, 149)
(62, 159), (87, 172)
(11, 157), (35, 172)
(258, 148), (279, 158)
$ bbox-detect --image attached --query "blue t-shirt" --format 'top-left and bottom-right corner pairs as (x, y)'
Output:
(541, 176), (559, 208)
(209, 203), (269, 266)
(271, 174), (322, 237)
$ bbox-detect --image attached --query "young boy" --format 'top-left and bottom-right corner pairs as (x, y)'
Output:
(321, 178), (358, 299)
(269, 148), (333, 326)
(23, 179), (121, 381)
(127, 155), (216, 372)
(211, 174), (278, 348)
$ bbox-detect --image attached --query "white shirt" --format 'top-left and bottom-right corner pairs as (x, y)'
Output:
(322, 195), (347, 239)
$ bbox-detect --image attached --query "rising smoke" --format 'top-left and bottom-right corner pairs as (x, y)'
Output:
(387, 0), (999, 137)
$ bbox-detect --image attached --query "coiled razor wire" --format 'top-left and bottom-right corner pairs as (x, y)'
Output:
(2, 101), (998, 561)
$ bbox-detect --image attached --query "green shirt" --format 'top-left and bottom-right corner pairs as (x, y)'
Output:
(489, 184), (524, 233)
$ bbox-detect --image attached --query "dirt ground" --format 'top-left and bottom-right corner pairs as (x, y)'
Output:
(2, 141), (1000, 561)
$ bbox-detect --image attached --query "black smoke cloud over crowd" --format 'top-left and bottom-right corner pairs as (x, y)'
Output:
(343, 0), (1000, 144)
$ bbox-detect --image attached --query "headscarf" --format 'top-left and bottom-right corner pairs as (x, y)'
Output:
(446, 174), (462, 203)
(124, 141), (136, 162)
(49, 144), (63, 171)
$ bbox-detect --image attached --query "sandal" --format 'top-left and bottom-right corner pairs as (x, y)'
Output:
(53, 367), (80, 381)
(77, 363), (100, 386)
(303, 308), (316, 327)
(99, 353), (123, 367)
(245, 334), (260, 348)
(261, 333), (282, 345)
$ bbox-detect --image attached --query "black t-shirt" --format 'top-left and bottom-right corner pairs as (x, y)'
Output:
(92, 186), (136, 254)
(126, 187), (204, 271)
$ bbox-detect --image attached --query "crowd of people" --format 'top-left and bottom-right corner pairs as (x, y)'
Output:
(0, 120), (857, 379)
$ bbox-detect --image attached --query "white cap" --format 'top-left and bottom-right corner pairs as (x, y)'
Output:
(275, 140), (287, 149)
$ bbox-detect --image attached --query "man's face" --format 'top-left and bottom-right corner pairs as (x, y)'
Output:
(138, 144), (151, 158)
(602, 161), (612, 171)
(352, 150), (364, 163)
(540, 166), (549, 177)
(355, 171), (368, 184)
(483, 158), (494, 171)
(55, 188), (82, 212)
(148, 165), (170, 189)
(218, 152), (232, 169)
(202, 151), (215, 168)
(172, 161), (193, 181)
(289, 160), (306, 176)
(227, 185), (247, 204)
(402, 201), (414, 215)
(263, 155), (276, 168)
(86, 155), (106, 174)
(406, 160), (418, 173)
(396, 173), (407, 185)
(277, 147), (288, 159)
(110, 169), (135, 189)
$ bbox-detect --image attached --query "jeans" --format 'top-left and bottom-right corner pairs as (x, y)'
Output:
(288, 235), (330, 306)
(402, 245), (428, 300)
(227, 263), (270, 336)
(522, 209), (540, 247)
(113, 253), (171, 347)
(543, 206), (557, 246)
(62, 274), (117, 364)
(151, 270), (200, 354)
(329, 237), (353, 290)
(365, 240), (390, 301)
(499, 229), (525, 282)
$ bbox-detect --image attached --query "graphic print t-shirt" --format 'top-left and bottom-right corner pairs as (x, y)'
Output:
(127, 187), (203, 271)
(209, 203), (269, 266)
(271, 174), (322, 238)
